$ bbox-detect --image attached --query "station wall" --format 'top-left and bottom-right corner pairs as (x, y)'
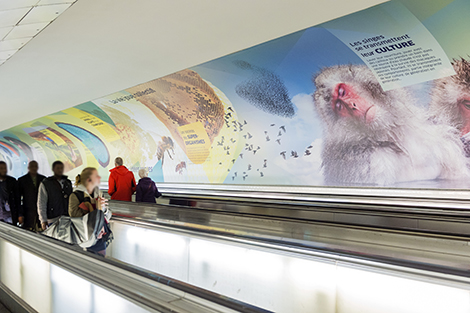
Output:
(1, 0), (469, 189)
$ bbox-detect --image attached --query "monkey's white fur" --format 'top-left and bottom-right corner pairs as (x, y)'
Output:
(313, 65), (469, 186)
(429, 58), (470, 131)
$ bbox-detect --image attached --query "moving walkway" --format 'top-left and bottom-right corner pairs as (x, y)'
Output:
(107, 199), (470, 313)
(0, 222), (268, 313)
(4, 185), (470, 313)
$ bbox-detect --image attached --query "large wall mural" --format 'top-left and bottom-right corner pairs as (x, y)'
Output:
(1, 0), (470, 189)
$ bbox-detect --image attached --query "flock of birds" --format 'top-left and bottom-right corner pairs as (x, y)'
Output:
(216, 120), (315, 182)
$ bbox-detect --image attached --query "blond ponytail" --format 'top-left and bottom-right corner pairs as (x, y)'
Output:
(75, 167), (97, 187)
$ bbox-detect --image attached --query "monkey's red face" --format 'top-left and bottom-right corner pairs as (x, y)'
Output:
(458, 98), (470, 135)
(332, 83), (376, 123)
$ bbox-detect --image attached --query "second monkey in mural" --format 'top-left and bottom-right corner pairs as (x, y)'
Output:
(313, 64), (470, 186)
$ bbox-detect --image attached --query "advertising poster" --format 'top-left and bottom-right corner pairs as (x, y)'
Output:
(1, 0), (470, 189)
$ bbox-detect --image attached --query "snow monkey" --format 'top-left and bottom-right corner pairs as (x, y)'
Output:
(429, 58), (470, 156)
(313, 65), (469, 186)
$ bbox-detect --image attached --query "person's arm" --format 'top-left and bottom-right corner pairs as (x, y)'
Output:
(108, 173), (116, 196)
(131, 175), (136, 194)
(135, 184), (142, 202)
(17, 179), (24, 225)
(154, 182), (162, 198)
(11, 179), (20, 225)
(68, 193), (88, 217)
(37, 183), (48, 228)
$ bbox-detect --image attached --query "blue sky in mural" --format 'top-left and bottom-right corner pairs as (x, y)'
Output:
(193, 27), (364, 101)
(190, 27), (369, 185)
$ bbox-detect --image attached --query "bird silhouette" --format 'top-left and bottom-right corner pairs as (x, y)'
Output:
(247, 133), (253, 139)
(276, 139), (281, 145)
(305, 150), (311, 156)
(266, 136), (270, 142)
(280, 126), (286, 133)
(270, 124), (275, 127)
(280, 151), (287, 159)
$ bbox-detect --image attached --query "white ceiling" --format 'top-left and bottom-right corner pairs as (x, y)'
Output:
(0, 0), (387, 131)
(0, 0), (77, 65)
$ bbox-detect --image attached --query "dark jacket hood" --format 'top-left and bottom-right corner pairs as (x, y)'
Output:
(138, 177), (152, 186)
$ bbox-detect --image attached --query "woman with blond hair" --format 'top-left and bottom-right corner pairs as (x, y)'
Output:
(69, 167), (111, 256)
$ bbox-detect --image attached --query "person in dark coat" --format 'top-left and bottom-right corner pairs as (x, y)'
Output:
(37, 161), (73, 230)
(18, 161), (46, 230)
(0, 161), (19, 225)
(136, 169), (161, 203)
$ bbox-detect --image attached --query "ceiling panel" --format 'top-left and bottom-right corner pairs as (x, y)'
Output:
(0, 1), (76, 67)
(0, 27), (13, 39)
(20, 3), (71, 24)
(0, 8), (31, 28)
(0, 49), (17, 59)
(37, 0), (75, 4)
(0, 0), (39, 11)
(4, 22), (48, 39)
(0, 38), (32, 51)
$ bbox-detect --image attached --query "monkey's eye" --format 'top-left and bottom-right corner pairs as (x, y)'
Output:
(338, 84), (346, 98)
(461, 100), (470, 110)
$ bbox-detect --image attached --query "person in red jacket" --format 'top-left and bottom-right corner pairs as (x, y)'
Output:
(108, 157), (136, 201)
